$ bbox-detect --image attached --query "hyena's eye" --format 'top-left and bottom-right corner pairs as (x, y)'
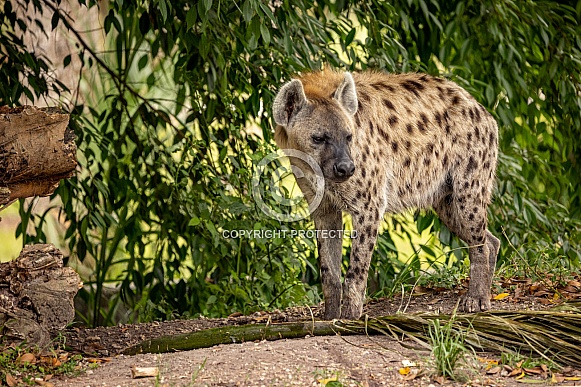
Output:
(346, 134), (353, 142)
(312, 135), (326, 144)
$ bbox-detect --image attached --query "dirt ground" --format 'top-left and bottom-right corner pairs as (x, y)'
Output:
(55, 289), (581, 387)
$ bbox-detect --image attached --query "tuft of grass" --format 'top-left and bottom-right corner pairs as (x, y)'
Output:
(190, 357), (207, 385)
(428, 317), (469, 379)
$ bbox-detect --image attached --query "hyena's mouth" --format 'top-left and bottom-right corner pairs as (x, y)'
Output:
(327, 174), (354, 183)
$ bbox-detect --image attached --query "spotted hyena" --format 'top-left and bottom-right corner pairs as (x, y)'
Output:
(272, 68), (500, 320)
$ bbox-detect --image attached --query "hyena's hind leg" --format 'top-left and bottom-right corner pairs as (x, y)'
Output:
(434, 192), (497, 312)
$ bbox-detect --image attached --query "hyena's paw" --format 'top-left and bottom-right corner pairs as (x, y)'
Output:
(459, 292), (491, 313)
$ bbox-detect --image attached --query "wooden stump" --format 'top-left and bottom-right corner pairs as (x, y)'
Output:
(0, 106), (81, 346)
(0, 106), (76, 209)
(0, 244), (82, 347)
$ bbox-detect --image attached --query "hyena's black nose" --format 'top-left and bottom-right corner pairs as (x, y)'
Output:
(334, 160), (355, 179)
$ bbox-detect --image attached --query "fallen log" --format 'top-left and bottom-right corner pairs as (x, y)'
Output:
(122, 321), (356, 355)
(123, 307), (581, 368)
(0, 244), (82, 347)
(0, 106), (76, 210)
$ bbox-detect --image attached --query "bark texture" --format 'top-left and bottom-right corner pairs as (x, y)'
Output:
(0, 106), (76, 209)
(0, 244), (82, 347)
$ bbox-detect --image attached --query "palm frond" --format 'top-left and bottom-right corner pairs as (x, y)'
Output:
(342, 305), (581, 367)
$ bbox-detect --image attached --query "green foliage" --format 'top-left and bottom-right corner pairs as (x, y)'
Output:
(0, 339), (83, 384)
(428, 318), (470, 379)
(500, 351), (558, 371)
(1, 0), (580, 326)
(365, 0), (581, 289)
(420, 257), (470, 290)
(0, 1), (58, 102)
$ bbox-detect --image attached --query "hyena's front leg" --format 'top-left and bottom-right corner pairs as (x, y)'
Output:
(341, 210), (380, 320)
(313, 207), (344, 320)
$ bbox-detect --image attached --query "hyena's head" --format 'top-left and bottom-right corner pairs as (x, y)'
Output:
(272, 72), (358, 183)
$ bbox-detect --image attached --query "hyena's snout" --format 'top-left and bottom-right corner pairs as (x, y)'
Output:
(332, 144), (355, 181)
(333, 159), (355, 179)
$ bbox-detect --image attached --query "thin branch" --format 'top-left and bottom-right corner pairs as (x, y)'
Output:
(42, 0), (188, 139)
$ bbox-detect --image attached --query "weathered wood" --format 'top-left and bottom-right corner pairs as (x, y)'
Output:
(0, 244), (82, 347)
(0, 106), (76, 209)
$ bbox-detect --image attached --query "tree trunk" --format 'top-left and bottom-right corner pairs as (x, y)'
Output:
(0, 106), (76, 209)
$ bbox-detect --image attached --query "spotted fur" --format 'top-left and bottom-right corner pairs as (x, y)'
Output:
(273, 68), (500, 320)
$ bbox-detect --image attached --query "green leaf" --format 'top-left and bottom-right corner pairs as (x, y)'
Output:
(203, 0), (213, 12)
(259, 2), (276, 24)
(137, 54), (148, 71)
(416, 215), (433, 234)
(104, 13), (112, 34)
(260, 23), (270, 46)
(419, 244), (436, 258)
(200, 33), (210, 58)
(186, 6), (197, 30)
(485, 85), (495, 106)
(51, 10), (59, 30)
(205, 220), (219, 239)
(139, 11), (150, 35)
(345, 28), (356, 46)
(188, 217), (201, 226)
(242, 0), (254, 23)
(159, 0), (168, 23)
(439, 226), (451, 246)
(247, 18), (260, 51)
(197, 1), (207, 24)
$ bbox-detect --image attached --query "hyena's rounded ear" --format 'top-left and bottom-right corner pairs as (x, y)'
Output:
(273, 79), (308, 127)
(334, 72), (358, 116)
